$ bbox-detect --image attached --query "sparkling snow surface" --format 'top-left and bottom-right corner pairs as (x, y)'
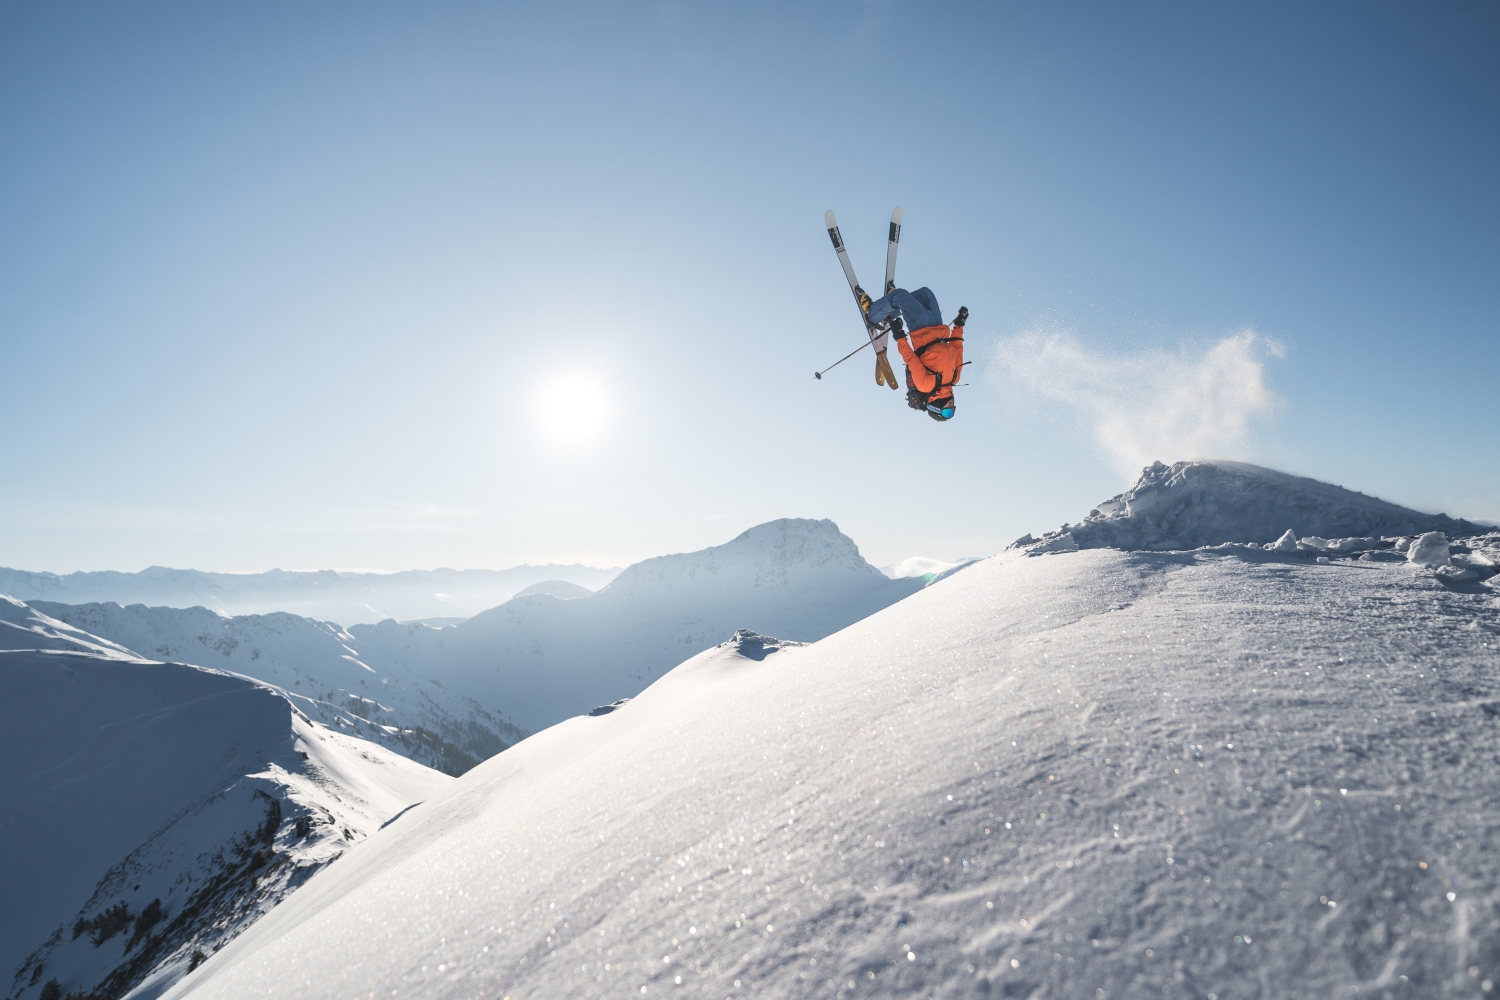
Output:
(173, 539), (1500, 999)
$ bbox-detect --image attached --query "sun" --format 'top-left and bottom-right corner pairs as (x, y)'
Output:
(533, 375), (610, 445)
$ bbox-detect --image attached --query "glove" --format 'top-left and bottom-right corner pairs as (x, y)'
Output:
(889, 317), (907, 339)
(953, 306), (968, 328)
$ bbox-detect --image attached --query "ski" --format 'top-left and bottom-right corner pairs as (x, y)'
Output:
(871, 206), (903, 387)
(884, 206), (903, 295)
(825, 210), (874, 325)
(825, 209), (898, 388)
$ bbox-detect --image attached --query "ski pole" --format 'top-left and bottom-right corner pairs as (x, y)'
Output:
(814, 336), (875, 380)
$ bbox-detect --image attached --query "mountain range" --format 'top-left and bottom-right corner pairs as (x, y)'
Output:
(343, 518), (927, 733)
(0, 564), (622, 626)
(6, 518), (926, 771)
(4, 596), (523, 776)
(12, 466), (1497, 999)
(150, 461), (1500, 1000)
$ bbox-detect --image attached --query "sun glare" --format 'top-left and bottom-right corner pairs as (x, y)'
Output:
(533, 375), (610, 445)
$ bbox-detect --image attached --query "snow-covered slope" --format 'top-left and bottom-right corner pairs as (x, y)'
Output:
(0, 565), (621, 626)
(345, 519), (925, 733)
(1014, 460), (1481, 553)
(9, 601), (524, 775)
(0, 594), (137, 658)
(164, 469), (1500, 1000)
(1, 649), (449, 1000)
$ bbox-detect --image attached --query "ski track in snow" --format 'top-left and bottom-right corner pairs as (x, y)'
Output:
(168, 533), (1500, 999)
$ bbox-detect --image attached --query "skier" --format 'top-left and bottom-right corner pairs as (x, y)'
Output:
(865, 287), (968, 421)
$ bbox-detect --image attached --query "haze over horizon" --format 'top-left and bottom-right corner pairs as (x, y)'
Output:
(3, 2), (1495, 574)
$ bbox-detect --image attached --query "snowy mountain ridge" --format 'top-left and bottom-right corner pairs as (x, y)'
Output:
(7, 599), (524, 776)
(1, 518), (925, 776)
(1014, 459), (1483, 553)
(344, 518), (926, 732)
(0, 595), (137, 659)
(1, 648), (448, 1000)
(600, 518), (884, 597)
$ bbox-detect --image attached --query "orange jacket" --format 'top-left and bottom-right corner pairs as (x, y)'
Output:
(895, 323), (964, 399)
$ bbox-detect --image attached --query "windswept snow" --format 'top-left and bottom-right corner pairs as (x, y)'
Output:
(0, 564), (621, 626)
(1, 649), (448, 1000)
(163, 469), (1500, 1000)
(1013, 460), (1481, 554)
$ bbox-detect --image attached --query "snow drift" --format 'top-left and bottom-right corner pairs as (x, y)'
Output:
(162, 468), (1500, 1000)
(1, 646), (448, 1000)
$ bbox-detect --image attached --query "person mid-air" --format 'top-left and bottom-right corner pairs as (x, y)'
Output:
(823, 208), (968, 422)
(866, 288), (967, 421)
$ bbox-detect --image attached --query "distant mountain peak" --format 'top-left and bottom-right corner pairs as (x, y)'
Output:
(603, 518), (883, 597)
(513, 580), (595, 600)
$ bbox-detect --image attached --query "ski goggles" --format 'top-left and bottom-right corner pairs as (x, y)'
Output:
(926, 403), (955, 420)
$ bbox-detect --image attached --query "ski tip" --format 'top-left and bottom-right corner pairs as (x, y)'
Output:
(824, 209), (836, 227)
(891, 206), (903, 223)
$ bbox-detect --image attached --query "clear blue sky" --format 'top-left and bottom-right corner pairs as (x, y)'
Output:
(2, 2), (1496, 572)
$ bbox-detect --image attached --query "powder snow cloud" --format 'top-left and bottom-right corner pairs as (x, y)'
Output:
(992, 327), (1283, 475)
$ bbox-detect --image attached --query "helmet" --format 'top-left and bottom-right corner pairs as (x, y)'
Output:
(926, 400), (955, 421)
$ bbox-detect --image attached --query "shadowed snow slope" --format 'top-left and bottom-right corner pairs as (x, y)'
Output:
(345, 518), (924, 733)
(0, 565), (622, 626)
(1, 650), (449, 1000)
(9, 599), (525, 775)
(167, 539), (1500, 999)
(1015, 460), (1481, 553)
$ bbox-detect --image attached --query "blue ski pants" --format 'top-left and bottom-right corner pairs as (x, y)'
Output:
(866, 287), (942, 331)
